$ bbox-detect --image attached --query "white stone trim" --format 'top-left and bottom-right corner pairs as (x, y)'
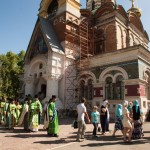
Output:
(78, 71), (97, 83)
(99, 66), (128, 82)
(27, 58), (47, 77)
(143, 67), (150, 82)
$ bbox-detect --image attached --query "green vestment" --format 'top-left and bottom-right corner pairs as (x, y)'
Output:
(0, 101), (8, 125)
(16, 104), (22, 124)
(7, 103), (17, 128)
(28, 100), (42, 132)
(47, 102), (59, 135)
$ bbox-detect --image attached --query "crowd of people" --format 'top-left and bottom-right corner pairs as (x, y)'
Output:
(76, 98), (144, 143)
(0, 95), (145, 143)
(0, 94), (59, 137)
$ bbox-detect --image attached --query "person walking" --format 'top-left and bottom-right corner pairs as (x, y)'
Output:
(76, 97), (90, 142)
(47, 95), (59, 137)
(43, 99), (52, 130)
(91, 106), (100, 137)
(28, 95), (42, 132)
(7, 99), (17, 129)
(132, 100), (144, 139)
(18, 98), (30, 131)
(15, 100), (22, 124)
(0, 96), (8, 126)
(112, 104), (124, 136)
(122, 100), (133, 142)
(100, 100), (109, 135)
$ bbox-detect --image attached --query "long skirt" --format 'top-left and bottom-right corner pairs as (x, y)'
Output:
(47, 116), (59, 135)
(132, 120), (144, 139)
(24, 112), (29, 130)
(114, 116), (124, 131)
(8, 114), (16, 129)
(28, 113), (39, 132)
(100, 117), (107, 133)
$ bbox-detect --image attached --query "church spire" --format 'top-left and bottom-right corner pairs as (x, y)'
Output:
(131, 0), (135, 8)
(128, 0), (142, 17)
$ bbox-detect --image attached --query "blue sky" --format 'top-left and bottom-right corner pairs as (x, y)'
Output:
(0, 0), (149, 54)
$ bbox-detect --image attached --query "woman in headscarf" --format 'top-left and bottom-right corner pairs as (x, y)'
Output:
(112, 104), (124, 136)
(100, 99), (109, 135)
(132, 100), (144, 139)
(122, 100), (133, 142)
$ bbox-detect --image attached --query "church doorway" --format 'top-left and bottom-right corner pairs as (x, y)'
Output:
(40, 84), (46, 99)
(34, 77), (47, 100)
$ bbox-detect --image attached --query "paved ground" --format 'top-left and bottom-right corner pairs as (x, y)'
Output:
(0, 118), (150, 150)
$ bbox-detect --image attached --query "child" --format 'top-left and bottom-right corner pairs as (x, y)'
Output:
(91, 106), (100, 137)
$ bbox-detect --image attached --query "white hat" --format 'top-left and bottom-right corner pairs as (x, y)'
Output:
(123, 100), (128, 106)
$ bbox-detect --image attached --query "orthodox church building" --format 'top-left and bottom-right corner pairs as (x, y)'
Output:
(24, 0), (150, 118)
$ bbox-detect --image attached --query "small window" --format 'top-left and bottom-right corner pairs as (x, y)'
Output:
(39, 72), (42, 77)
(34, 73), (37, 78)
(39, 63), (43, 69)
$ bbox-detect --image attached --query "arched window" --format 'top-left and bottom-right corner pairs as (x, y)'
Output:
(94, 29), (105, 55)
(87, 79), (93, 100)
(39, 63), (43, 69)
(79, 80), (86, 99)
(113, 75), (124, 100)
(105, 77), (113, 99)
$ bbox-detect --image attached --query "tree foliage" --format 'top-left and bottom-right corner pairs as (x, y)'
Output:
(0, 50), (25, 98)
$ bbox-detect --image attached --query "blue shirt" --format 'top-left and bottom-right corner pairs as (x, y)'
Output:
(91, 111), (100, 123)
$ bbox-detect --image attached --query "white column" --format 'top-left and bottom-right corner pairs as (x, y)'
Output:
(24, 77), (35, 97)
(46, 77), (59, 98)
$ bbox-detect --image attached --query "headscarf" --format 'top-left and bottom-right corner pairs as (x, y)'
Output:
(127, 102), (132, 112)
(123, 100), (128, 107)
(115, 104), (123, 118)
(102, 99), (108, 107)
(133, 100), (139, 113)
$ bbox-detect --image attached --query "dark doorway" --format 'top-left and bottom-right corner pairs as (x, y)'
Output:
(41, 84), (46, 99)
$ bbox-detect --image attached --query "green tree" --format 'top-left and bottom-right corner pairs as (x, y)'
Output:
(0, 50), (25, 98)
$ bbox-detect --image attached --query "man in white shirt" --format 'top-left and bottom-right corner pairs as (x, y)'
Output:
(76, 97), (90, 142)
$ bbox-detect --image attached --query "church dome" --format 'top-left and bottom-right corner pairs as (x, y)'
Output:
(128, 7), (142, 17)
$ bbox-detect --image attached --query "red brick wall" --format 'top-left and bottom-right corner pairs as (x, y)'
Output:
(125, 85), (145, 97)
(94, 87), (103, 97)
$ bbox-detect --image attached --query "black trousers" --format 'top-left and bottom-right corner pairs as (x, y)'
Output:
(101, 118), (107, 133)
(106, 119), (109, 131)
(93, 123), (98, 136)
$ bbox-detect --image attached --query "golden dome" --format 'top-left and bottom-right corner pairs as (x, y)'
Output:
(128, 7), (142, 17)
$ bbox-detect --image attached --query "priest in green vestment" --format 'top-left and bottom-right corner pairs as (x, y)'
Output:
(0, 97), (8, 126)
(47, 95), (59, 137)
(18, 98), (29, 130)
(15, 101), (22, 124)
(7, 99), (17, 129)
(28, 95), (42, 132)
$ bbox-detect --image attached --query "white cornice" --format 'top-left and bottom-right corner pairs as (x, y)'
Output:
(87, 45), (150, 68)
(124, 78), (147, 85)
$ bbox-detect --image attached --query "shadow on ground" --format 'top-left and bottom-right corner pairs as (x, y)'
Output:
(81, 135), (150, 147)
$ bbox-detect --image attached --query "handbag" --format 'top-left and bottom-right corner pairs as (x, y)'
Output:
(73, 120), (78, 129)
(98, 126), (101, 132)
